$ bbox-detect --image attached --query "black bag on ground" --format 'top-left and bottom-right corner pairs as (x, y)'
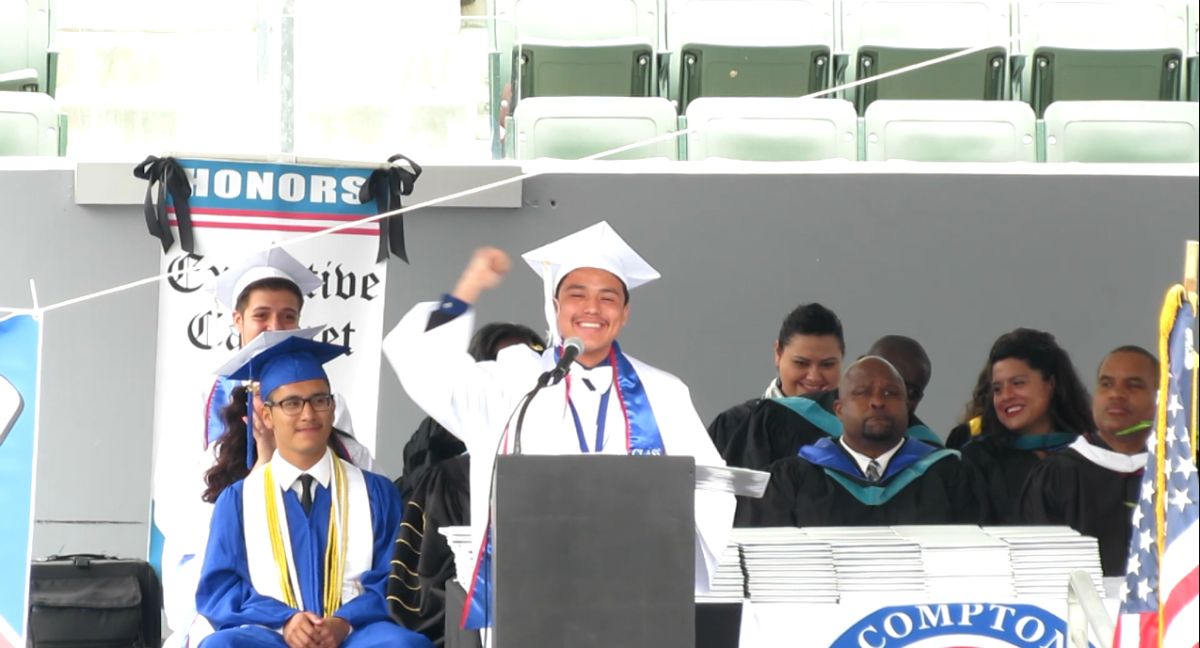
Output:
(28, 554), (162, 648)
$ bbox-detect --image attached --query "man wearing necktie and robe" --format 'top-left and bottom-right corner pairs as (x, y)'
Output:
(382, 221), (736, 630)
(740, 356), (984, 528)
(195, 331), (430, 648)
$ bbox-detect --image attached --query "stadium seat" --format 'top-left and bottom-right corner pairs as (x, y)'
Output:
(494, 0), (660, 101)
(1042, 100), (1200, 163)
(512, 96), (678, 159)
(1014, 1), (1189, 115)
(839, 0), (1012, 113)
(0, 0), (52, 94)
(863, 99), (1037, 162)
(663, 0), (835, 110)
(0, 90), (63, 156)
(684, 97), (857, 160)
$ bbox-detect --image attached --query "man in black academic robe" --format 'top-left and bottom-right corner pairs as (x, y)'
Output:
(1018, 346), (1158, 576)
(724, 335), (942, 472)
(739, 356), (984, 528)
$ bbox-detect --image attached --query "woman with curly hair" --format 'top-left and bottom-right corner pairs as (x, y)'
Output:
(961, 328), (1095, 523)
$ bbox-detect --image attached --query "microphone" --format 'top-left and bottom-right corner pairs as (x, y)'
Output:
(548, 337), (585, 384)
(512, 337), (585, 454)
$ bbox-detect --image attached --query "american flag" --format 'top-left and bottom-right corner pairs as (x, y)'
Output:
(1116, 288), (1198, 648)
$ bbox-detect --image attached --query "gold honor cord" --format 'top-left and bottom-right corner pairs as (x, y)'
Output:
(263, 465), (301, 609)
(263, 459), (352, 617)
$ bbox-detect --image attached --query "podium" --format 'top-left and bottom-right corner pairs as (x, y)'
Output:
(490, 454), (697, 648)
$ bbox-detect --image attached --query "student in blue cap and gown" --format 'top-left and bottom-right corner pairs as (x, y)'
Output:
(382, 221), (736, 633)
(156, 249), (378, 648)
(196, 330), (431, 648)
(739, 356), (983, 528)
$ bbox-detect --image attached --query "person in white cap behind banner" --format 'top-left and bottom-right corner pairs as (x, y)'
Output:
(155, 248), (380, 648)
(382, 221), (736, 631)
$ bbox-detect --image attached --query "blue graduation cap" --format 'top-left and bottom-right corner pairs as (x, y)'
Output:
(215, 328), (349, 468)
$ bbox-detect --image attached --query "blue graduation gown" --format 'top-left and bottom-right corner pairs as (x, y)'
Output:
(196, 469), (402, 631)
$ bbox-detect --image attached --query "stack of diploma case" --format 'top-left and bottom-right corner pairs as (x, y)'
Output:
(28, 554), (162, 648)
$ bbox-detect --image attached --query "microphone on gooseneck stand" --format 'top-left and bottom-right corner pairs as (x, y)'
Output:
(512, 337), (585, 455)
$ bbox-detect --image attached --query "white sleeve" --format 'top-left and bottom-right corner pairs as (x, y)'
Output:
(332, 392), (355, 436)
(381, 302), (522, 448)
(650, 373), (736, 596)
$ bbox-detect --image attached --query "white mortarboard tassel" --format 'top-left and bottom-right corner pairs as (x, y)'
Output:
(210, 248), (325, 312)
(520, 221), (660, 347)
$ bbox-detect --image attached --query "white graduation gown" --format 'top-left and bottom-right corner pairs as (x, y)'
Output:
(382, 301), (736, 594)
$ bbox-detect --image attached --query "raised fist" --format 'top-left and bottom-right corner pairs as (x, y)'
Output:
(466, 247), (511, 289)
(452, 247), (511, 304)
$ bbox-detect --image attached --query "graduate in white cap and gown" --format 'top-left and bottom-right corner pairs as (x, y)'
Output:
(197, 331), (432, 648)
(382, 221), (736, 630)
(155, 248), (379, 648)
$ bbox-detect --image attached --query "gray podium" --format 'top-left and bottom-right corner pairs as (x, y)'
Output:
(488, 454), (697, 648)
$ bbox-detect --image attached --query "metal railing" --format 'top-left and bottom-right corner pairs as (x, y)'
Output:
(1067, 569), (1115, 648)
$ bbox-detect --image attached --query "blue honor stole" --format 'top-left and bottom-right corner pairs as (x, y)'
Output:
(799, 437), (959, 506)
(461, 341), (666, 629)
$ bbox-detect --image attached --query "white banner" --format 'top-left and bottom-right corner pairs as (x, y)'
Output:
(150, 157), (389, 508)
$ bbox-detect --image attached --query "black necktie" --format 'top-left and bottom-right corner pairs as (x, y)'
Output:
(298, 474), (315, 516)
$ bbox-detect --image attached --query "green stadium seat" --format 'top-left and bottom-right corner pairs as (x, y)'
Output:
(1030, 46), (1184, 117)
(1014, 1), (1190, 113)
(684, 97), (857, 160)
(0, 90), (63, 156)
(864, 99), (1037, 162)
(0, 0), (52, 94)
(664, 0), (835, 108)
(512, 96), (678, 159)
(494, 0), (660, 100)
(839, 0), (1012, 113)
(1043, 100), (1200, 163)
(1190, 55), (1198, 102)
(518, 39), (653, 99)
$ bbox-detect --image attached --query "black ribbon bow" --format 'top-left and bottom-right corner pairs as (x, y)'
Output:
(360, 153), (422, 263)
(133, 156), (195, 254)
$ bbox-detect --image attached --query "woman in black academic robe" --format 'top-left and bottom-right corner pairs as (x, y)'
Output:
(959, 328), (1095, 524)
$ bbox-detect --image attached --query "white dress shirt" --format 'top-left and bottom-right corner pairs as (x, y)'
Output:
(839, 436), (906, 478)
(270, 447), (333, 499)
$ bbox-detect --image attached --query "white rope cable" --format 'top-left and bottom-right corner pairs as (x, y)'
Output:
(35, 32), (1025, 315)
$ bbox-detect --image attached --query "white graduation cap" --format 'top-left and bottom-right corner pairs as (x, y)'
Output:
(212, 326), (327, 377)
(520, 221), (660, 346)
(211, 248), (324, 312)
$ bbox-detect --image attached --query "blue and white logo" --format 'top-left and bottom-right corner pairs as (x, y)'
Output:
(832, 603), (1094, 648)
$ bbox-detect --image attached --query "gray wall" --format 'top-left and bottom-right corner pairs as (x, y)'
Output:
(2, 167), (1197, 561)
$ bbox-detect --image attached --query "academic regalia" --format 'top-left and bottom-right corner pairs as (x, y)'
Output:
(382, 222), (736, 630)
(960, 431), (1078, 524)
(389, 454), (471, 645)
(945, 416), (982, 450)
(707, 398), (759, 457)
(1017, 435), (1147, 576)
(160, 335), (375, 647)
(195, 335), (430, 648)
(196, 453), (429, 648)
(738, 437), (985, 528)
(722, 389), (944, 472)
(396, 416), (468, 504)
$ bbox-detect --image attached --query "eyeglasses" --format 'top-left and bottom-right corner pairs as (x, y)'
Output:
(265, 393), (335, 416)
